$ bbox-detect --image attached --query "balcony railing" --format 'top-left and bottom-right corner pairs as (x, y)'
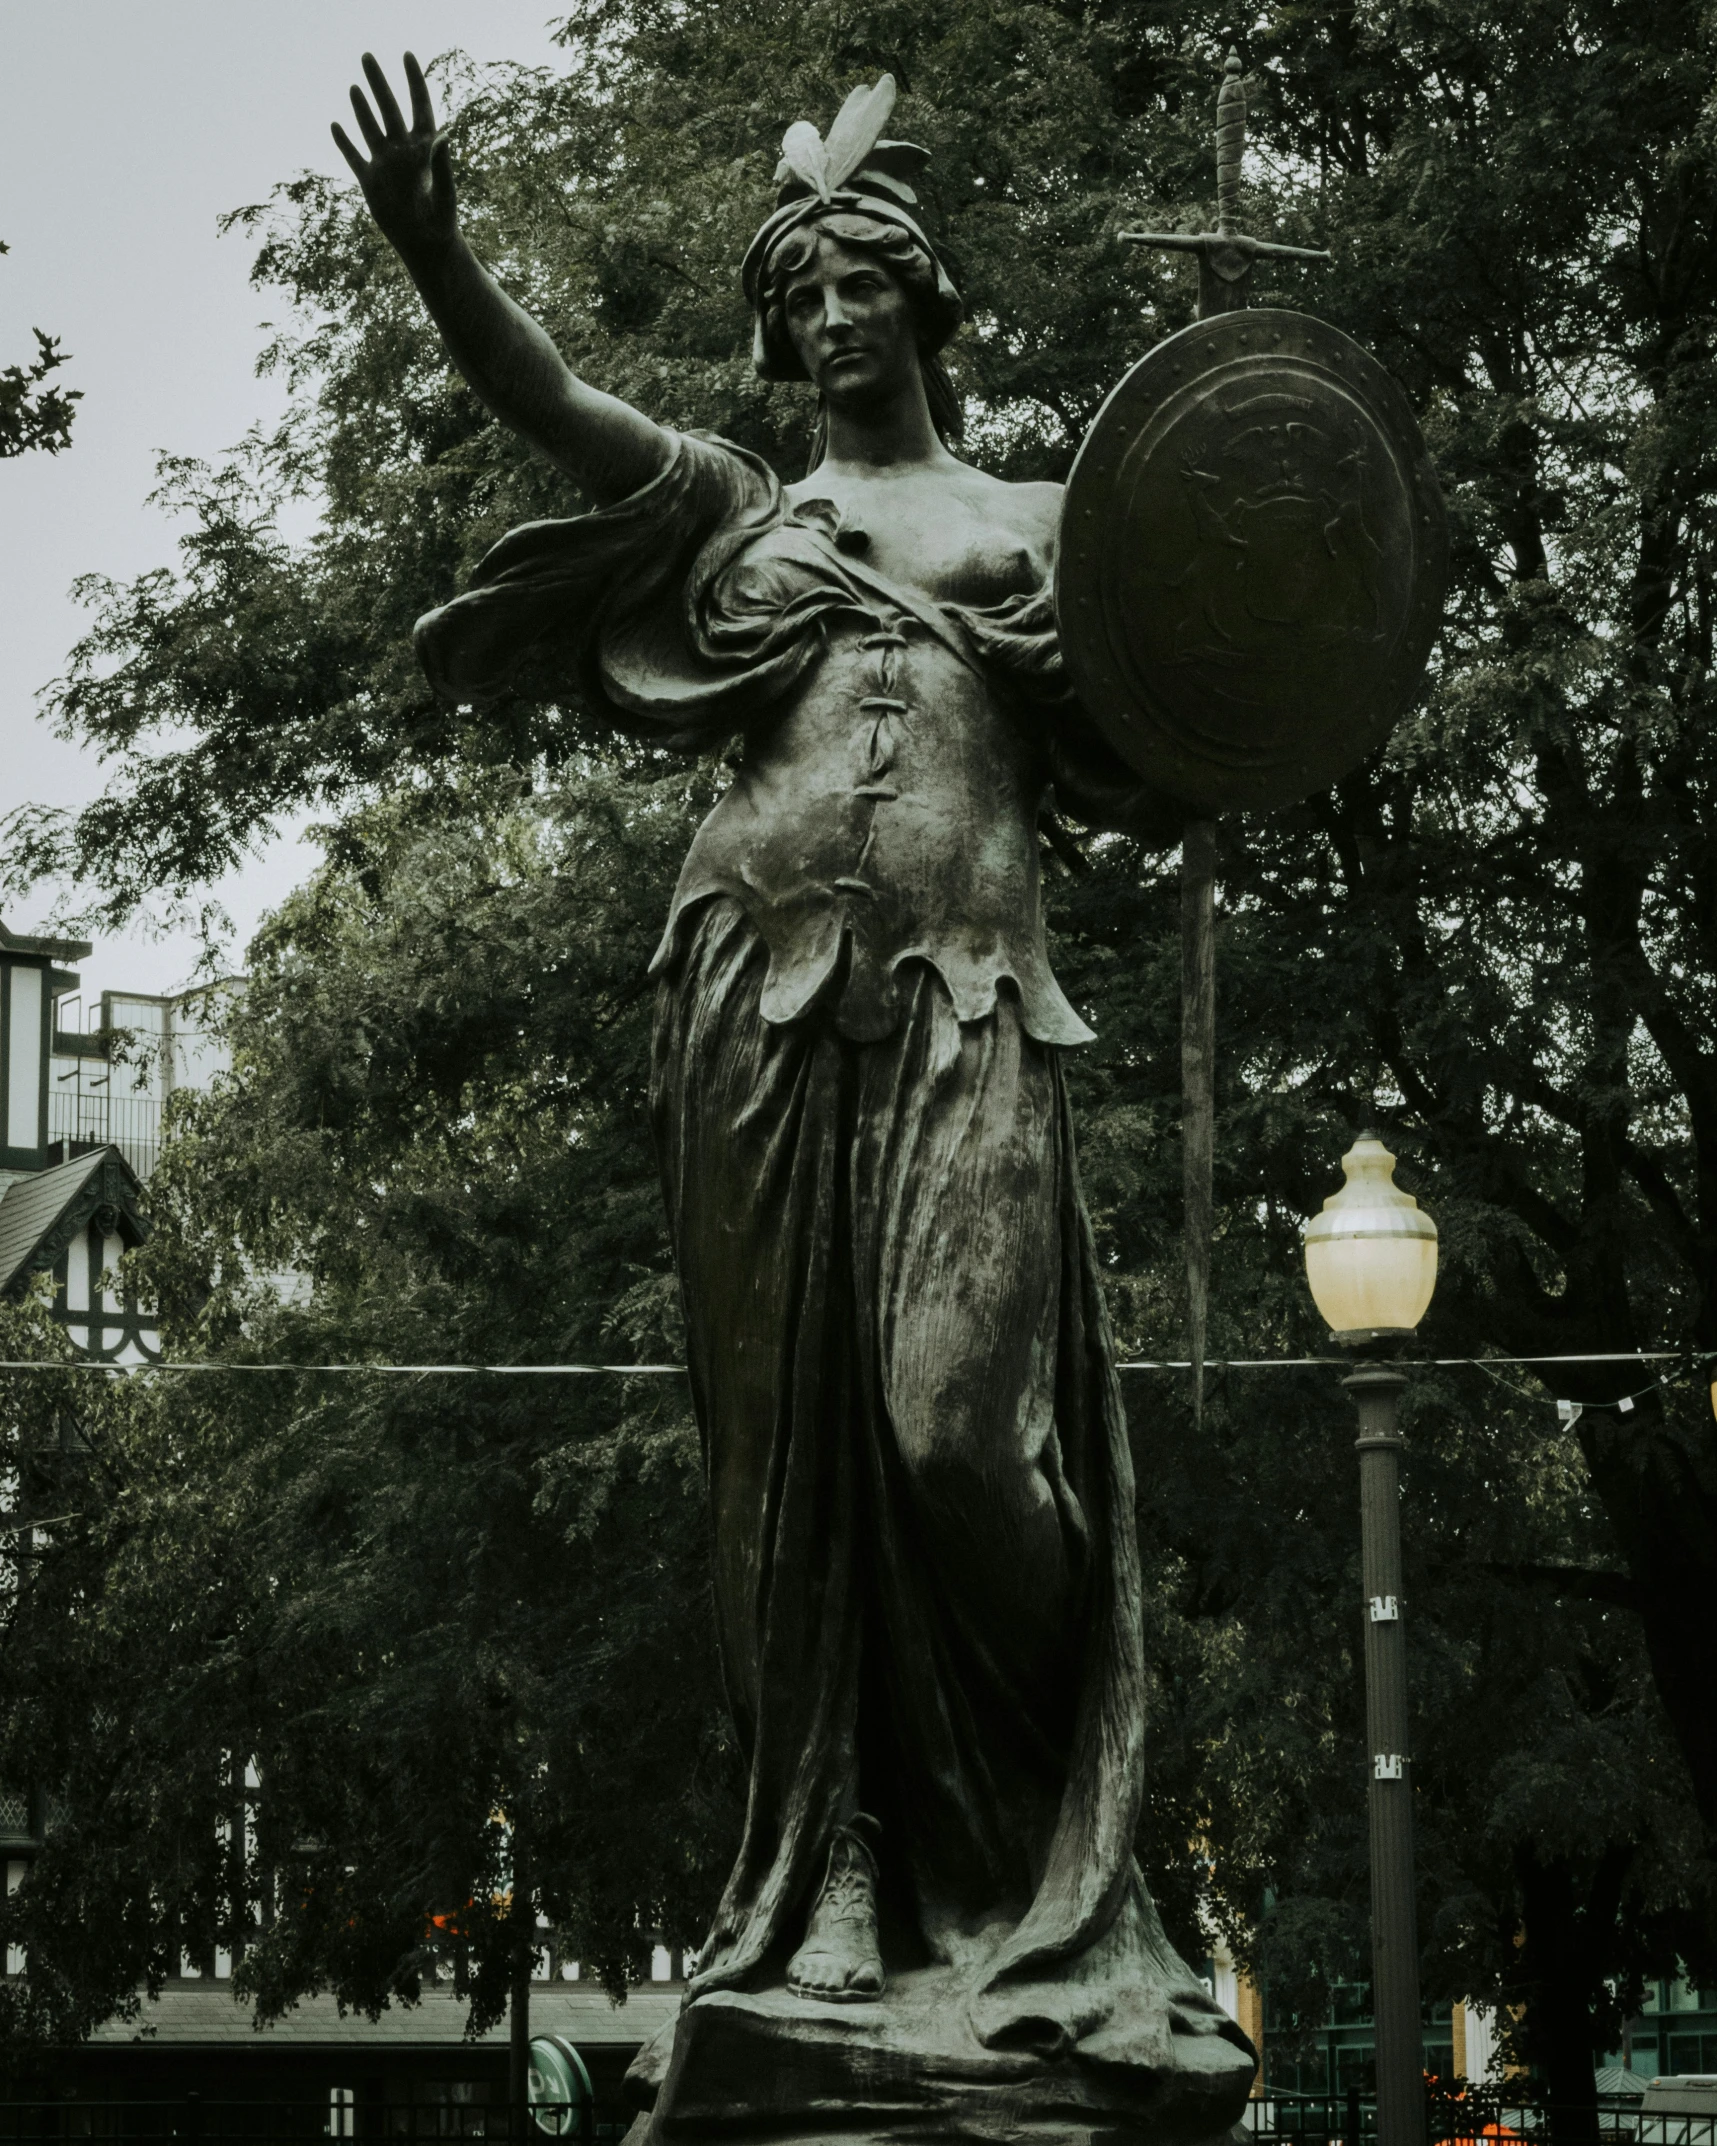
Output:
(47, 1093), (161, 1181)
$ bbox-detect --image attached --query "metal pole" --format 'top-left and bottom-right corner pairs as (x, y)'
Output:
(1181, 819), (1217, 1427)
(510, 1826), (532, 2122)
(1344, 1367), (1424, 2146)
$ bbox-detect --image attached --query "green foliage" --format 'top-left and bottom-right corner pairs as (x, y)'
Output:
(0, 240), (79, 458)
(1, 771), (738, 2056)
(163, 770), (735, 2025)
(0, 1294), (163, 2052)
(1048, 840), (1717, 2080)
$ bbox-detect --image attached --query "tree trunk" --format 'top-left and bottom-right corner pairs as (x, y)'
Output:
(1512, 1846), (1633, 2146)
(1577, 1404), (1717, 1834)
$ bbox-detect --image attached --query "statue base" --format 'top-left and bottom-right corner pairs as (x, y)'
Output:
(621, 1961), (1256, 2146)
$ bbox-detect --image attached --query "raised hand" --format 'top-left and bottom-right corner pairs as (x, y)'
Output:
(332, 52), (456, 265)
(328, 48), (671, 503)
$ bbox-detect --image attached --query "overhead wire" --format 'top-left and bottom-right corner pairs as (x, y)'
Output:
(0, 1350), (1700, 1380)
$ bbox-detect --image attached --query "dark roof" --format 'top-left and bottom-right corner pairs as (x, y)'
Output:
(85, 1982), (680, 2049)
(0, 917), (92, 962)
(0, 1147), (148, 1298)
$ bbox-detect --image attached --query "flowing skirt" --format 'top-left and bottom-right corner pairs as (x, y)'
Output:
(652, 898), (1224, 2054)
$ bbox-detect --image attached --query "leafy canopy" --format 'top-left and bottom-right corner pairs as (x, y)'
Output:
(0, 240), (78, 458)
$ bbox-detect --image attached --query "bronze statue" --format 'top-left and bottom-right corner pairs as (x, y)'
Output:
(335, 53), (1260, 2143)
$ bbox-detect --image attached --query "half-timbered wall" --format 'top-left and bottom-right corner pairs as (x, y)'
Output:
(54, 1215), (159, 1364)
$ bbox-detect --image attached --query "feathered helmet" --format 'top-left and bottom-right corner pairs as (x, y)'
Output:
(741, 76), (964, 384)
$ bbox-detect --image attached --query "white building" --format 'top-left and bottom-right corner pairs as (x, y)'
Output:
(0, 919), (236, 1362)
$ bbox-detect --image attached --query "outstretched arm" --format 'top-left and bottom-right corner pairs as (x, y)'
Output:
(333, 53), (672, 505)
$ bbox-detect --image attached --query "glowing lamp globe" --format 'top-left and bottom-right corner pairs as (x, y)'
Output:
(1303, 1135), (1439, 1342)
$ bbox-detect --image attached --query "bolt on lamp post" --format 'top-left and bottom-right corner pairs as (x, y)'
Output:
(1304, 1134), (1439, 2146)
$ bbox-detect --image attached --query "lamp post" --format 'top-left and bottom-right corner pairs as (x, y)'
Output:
(1304, 1135), (1439, 2146)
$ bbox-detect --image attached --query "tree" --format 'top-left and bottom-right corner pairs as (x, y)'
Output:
(1221, 0), (1717, 1857)
(0, 241), (78, 457)
(0, 770), (739, 2063)
(1047, 837), (1715, 2133)
(0, 1293), (158, 2056)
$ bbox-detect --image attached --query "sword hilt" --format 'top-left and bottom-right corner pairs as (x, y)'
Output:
(1215, 47), (1245, 240)
(1121, 45), (1329, 317)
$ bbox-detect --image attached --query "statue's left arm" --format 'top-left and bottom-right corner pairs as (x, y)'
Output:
(1044, 729), (1190, 850)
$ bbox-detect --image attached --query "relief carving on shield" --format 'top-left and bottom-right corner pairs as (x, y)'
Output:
(1057, 309), (1448, 817)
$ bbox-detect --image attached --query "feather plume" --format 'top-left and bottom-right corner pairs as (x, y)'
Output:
(776, 119), (832, 202)
(821, 75), (897, 192)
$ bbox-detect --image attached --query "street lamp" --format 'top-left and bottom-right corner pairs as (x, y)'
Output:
(1304, 1134), (1438, 2146)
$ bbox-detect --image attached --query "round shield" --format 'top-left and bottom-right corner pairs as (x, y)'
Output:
(1055, 308), (1447, 816)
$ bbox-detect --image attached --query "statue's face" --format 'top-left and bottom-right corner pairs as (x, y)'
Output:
(781, 234), (918, 408)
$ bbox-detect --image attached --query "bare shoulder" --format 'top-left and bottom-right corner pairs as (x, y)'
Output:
(1006, 476), (1066, 512)
(1008, 477), (1065, 544)
(958, 465), (1062, 545)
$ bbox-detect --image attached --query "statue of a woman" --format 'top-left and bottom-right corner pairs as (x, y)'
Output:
(336, 53), (1253, 2136)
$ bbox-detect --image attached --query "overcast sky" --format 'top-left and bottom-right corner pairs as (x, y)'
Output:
(1, 1), (566, 1003)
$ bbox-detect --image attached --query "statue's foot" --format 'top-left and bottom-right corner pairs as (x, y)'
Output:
(787, 1818), (884, 2003)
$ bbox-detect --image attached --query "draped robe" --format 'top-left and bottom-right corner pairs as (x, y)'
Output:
(418, 435), (1250, 2068)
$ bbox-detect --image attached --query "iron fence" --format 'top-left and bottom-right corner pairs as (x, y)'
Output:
(0, 2106), (599, 2145)
(1238, 2087), (1712, 2146)
(0, 2090), (1704, 2146)
(46, 1094), (162, 1181)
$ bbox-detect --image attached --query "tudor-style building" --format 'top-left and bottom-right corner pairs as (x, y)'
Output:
(0, 920), (237, 1360)
(1, 921), (151, 1362)
(0, 1140), (153, 1363)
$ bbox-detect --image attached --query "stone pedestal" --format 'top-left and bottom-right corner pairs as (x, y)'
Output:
(622, 1959), (1256, 2146)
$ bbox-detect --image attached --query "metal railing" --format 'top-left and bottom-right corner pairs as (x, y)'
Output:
(0, 2105), (604, 2145)
(1237, 2087), (1707, 2146)
(46, 1093), (162, 1182)
(1242, 2086), (1370, 2146)
(0, 2091), (1701, 2146)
